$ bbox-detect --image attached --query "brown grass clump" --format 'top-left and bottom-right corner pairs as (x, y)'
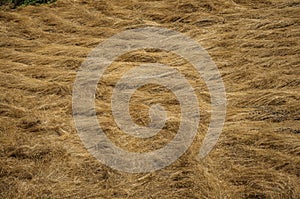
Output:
(0, 0), (299, 198)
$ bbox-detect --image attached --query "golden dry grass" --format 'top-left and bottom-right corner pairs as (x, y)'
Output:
(0, 0), (300, 198)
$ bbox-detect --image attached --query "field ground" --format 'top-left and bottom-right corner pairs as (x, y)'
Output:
(0, 0), (299, 198)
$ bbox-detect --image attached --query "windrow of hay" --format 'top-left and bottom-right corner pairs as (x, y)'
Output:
(0, 0), (299, 198)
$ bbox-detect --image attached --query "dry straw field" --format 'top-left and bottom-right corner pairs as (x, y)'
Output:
(0, 0), (299, 198)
